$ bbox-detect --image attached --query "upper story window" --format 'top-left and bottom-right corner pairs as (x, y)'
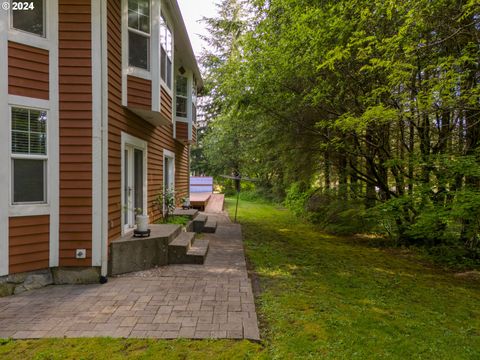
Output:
(11, 107), (48, 204)
(176, 75), (188, 118)
(128, 0), (150, 70)
(160, 15), (172, 88)
(192, 77), (197, 122)
(11, 0), (45, 37)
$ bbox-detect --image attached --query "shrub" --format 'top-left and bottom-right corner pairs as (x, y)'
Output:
(285, 183), (378, 235)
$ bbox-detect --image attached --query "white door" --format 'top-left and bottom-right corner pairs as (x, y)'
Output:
(123, 145), (145, 231)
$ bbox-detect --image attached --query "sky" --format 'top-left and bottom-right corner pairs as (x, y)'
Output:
(177, 0), (219, 58)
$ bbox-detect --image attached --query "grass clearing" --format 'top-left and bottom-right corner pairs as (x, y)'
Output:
(225, 197), (480, 359)
(1, 197), (479, 359)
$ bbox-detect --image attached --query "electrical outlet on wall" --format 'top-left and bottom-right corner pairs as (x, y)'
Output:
(76, 249), (87, 259)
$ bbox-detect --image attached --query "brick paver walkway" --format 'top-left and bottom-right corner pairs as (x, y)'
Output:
(0, 213), (260, 340)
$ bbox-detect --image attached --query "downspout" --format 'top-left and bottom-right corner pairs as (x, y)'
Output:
(100, 0), (109, 279)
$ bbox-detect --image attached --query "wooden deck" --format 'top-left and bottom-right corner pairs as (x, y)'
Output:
(205, 194), (225, 213)
(190, 192), (212, 210)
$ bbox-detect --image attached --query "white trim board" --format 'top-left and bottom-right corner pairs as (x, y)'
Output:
(91, 0), (102, 267)
(151, 0), (160, 112)
(120, 132), (148, 235)
(162, 149), (176, 214)
(121, 0), (128, 106)
(163, 148), (175, 189)
(47, 0), (59, 268)
(0, 7), (9, 276)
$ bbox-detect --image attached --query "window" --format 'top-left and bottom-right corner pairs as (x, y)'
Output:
(11, 0), (45, 37)
(176, 75), (188, 118)
(11, 107), (47, 204)
(160, 15), (173, 88)
(128, 0), (150, 70)
(192, 77), (197, 122)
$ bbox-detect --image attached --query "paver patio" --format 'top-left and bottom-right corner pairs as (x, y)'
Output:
(0, 213), (260, 340)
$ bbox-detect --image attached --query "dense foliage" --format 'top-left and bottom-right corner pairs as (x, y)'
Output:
(197, 0), (480, 260)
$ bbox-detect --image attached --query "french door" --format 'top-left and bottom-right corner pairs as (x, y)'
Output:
(123, 145), (144, 232)
(163, 152), (175, 212)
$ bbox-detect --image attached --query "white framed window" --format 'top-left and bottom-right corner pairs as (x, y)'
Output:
(176, 75), (188, 118)
(10, 0), (46, 38)
(10, 107), (48, 205)
(128, 0), (150, 70)
(192, 76), (197, 122)
(160, 14), (172, 89)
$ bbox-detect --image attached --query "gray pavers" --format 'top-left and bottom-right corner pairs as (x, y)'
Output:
(0, 212), (260, 340)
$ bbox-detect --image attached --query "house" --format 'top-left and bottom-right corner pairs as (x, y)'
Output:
(0, 0), (201, 285)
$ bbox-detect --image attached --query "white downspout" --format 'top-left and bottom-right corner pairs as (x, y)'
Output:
(100, 0), (109, 279)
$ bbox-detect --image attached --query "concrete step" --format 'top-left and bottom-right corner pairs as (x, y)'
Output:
(186, 239), (209, 264)
(193, 214), (208, 233)
(168, 232), (195, 264)
(109, 224), (181, 275)
(173, 208), (199, 218)
(203, 219), (217, 233)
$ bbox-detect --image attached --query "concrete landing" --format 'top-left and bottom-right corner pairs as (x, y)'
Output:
(109, 224), (181, 275)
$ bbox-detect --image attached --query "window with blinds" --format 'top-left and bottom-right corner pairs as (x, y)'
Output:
(11, 107), (47, 204)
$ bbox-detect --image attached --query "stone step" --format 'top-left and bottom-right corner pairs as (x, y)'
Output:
(186, 239), (209, 264)
(203, 219), (217, 233)
(173, 208), (199, 218)
(193, 214), (208, 233)
(169, 231), (194, 247)
(168, 232), (195, 264)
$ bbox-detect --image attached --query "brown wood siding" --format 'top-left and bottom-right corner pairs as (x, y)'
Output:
(58, 0), (93, 266)
(107, 0), (189, 242)
(160, 86), (172, 121)
(127, 75), (151, 109)
(175, 121), (188, 142)
(8, 41), (49, 100)
(9, 215), (50, 274)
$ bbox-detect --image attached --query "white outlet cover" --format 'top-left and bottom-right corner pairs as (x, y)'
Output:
(76, 249), (87, 259)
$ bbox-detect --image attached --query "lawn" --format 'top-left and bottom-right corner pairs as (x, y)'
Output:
(226, 197), (480, 359)
(1, 197), (479, 359)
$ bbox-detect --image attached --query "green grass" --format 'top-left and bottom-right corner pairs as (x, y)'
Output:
(0, 339), (262, 359)
(225, 197), (480, 359)
(155, 215), (190, 226)
(1, 197), (480, 359)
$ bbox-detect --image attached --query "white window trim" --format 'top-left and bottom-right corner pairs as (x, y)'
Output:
(163, 149), (175, 189)
(126, 66), (152, 80)
(8, 101), (50, 216)
(159, 11), (174, 96)
(175, 75), (188, 118)
(2, 1), (59, 272)
(173, 70), (195, 141)
(163, 149), (175, 214)
(122, 0), (160, 108)
(120, 132), (148, 235)
(127, 0), (151, 72)
(8, 0), (52, 50)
